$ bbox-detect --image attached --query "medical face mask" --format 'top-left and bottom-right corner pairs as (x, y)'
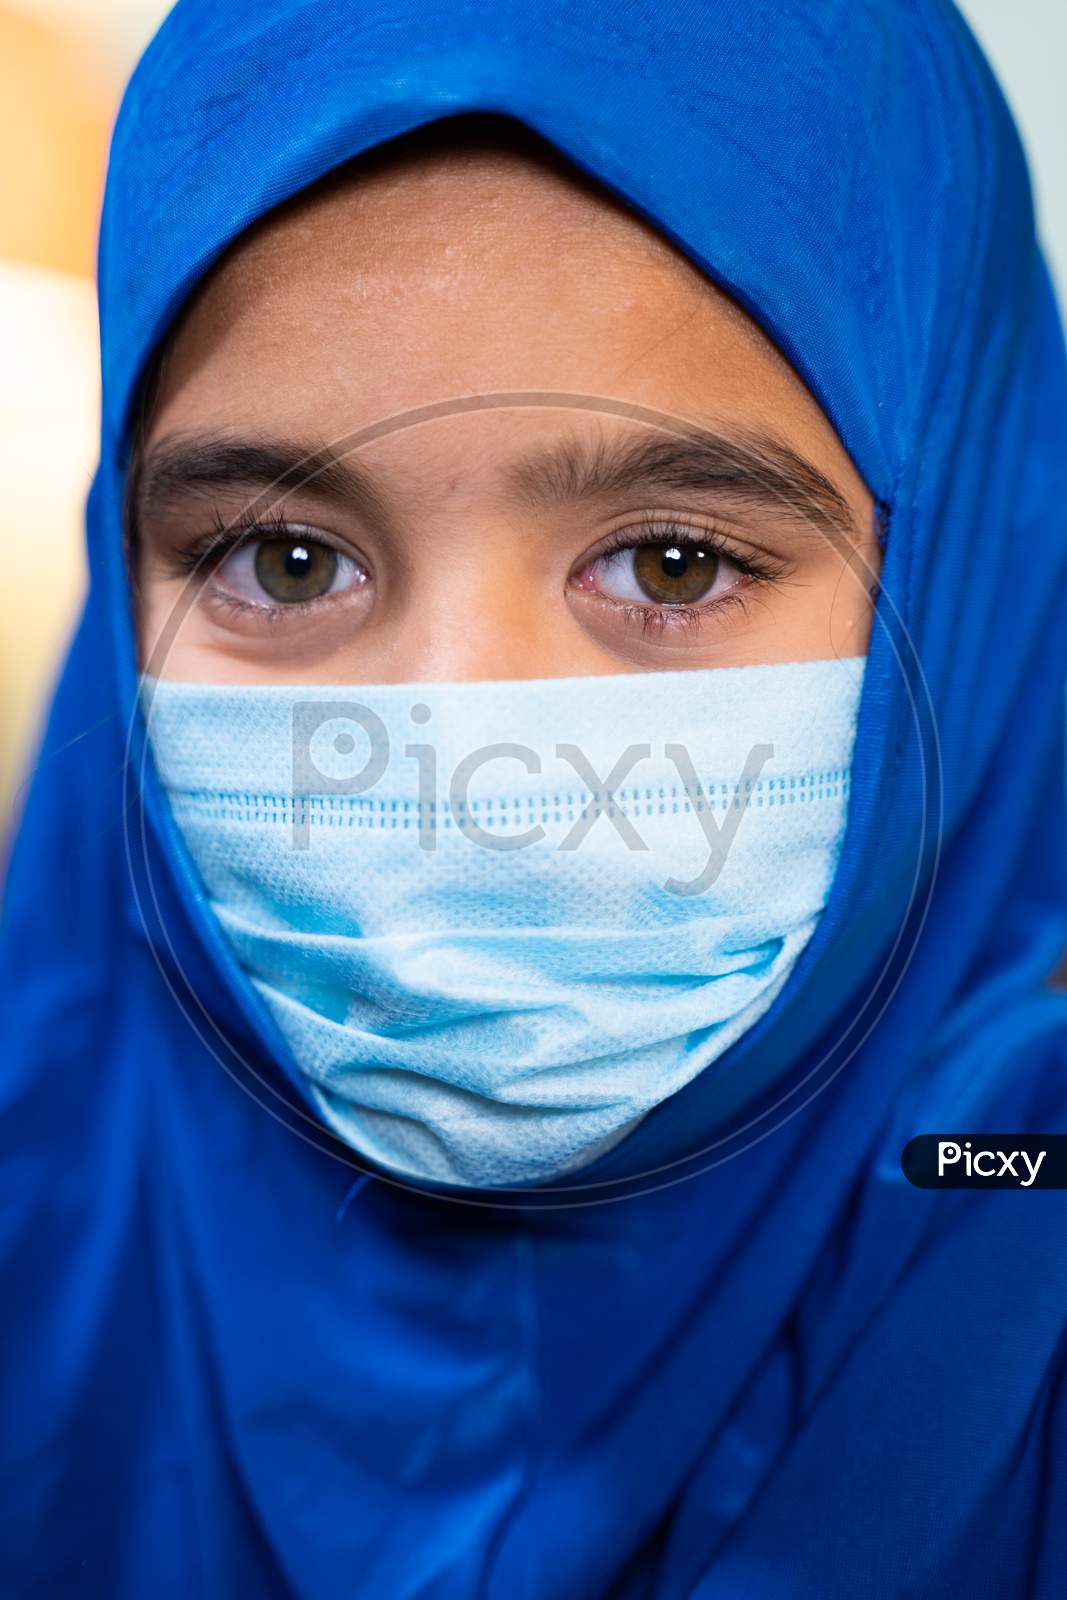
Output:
(142, 656), (865, 1188)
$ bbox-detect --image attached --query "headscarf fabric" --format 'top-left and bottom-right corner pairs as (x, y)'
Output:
(3, 1), (1067, 1594)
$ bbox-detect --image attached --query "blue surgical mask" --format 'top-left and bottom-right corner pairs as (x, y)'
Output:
(142, 656), (864, 1188)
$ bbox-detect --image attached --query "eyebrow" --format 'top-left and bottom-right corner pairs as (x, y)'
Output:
(132, 435), (394, 528)
(503, 426), (855, 537)
(130, 423), (856, 542)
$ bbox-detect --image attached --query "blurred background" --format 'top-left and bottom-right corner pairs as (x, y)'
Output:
(0, 0), (1065, 839)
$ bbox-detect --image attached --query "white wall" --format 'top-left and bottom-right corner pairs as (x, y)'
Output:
(955, 0), (1066, 306)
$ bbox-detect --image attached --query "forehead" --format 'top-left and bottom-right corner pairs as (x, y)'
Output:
(189, 118), (707, 295)
(154, 117), (791, 384)
(139, 116), (865, 513)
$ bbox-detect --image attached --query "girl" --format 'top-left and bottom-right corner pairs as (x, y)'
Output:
(3, 1), (1066, 1594)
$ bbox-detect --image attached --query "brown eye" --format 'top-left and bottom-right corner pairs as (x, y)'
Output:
(253, 538), (338, 602)
(211, 531), (368, 608)
(576, 534), (738, 612)
(632, 542), (719, 604)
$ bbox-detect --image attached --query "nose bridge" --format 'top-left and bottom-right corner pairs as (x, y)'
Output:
(340, 411), (624, 683)
(376, 513), (601, 683)
(392, 624), (546, 683)
(362, 445), (559, 677)
(383, 589), (564, 683)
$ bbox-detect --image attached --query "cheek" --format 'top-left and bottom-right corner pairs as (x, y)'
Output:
(134, 570), (169, 668)
(136, 575), (201, 676)
(822, 547), (880, 655)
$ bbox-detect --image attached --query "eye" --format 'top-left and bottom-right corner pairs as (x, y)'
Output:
(213, 531), (368, 607)
(580, 534), (742, 607)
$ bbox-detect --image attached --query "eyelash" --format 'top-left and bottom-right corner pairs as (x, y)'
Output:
(166, 508), (790, 631)
(168, 506), (364, 620)
(171, 507), (343, 574)
(581, 517), (790, 635)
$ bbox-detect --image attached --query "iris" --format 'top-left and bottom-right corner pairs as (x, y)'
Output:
(253, 537), (338, 602)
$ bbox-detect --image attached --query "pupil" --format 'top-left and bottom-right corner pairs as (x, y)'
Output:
(661, 546), (687, 576)
(286, 545), (311, 576)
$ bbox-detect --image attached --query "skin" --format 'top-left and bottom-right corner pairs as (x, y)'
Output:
(132, 114), (880, 683)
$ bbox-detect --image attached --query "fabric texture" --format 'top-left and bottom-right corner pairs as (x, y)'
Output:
(2, 1), (1067, 1595)
(143, 658), (864, 1186)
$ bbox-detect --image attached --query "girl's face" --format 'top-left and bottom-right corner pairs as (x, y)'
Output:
(133, 127), (879, 683)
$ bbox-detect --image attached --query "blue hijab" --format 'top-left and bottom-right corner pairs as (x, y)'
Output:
(4, 1), (1067, 1593)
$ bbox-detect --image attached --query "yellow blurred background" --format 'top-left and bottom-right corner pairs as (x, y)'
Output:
(0, 0), (1063, 850)
(0, 1), (168, 836)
